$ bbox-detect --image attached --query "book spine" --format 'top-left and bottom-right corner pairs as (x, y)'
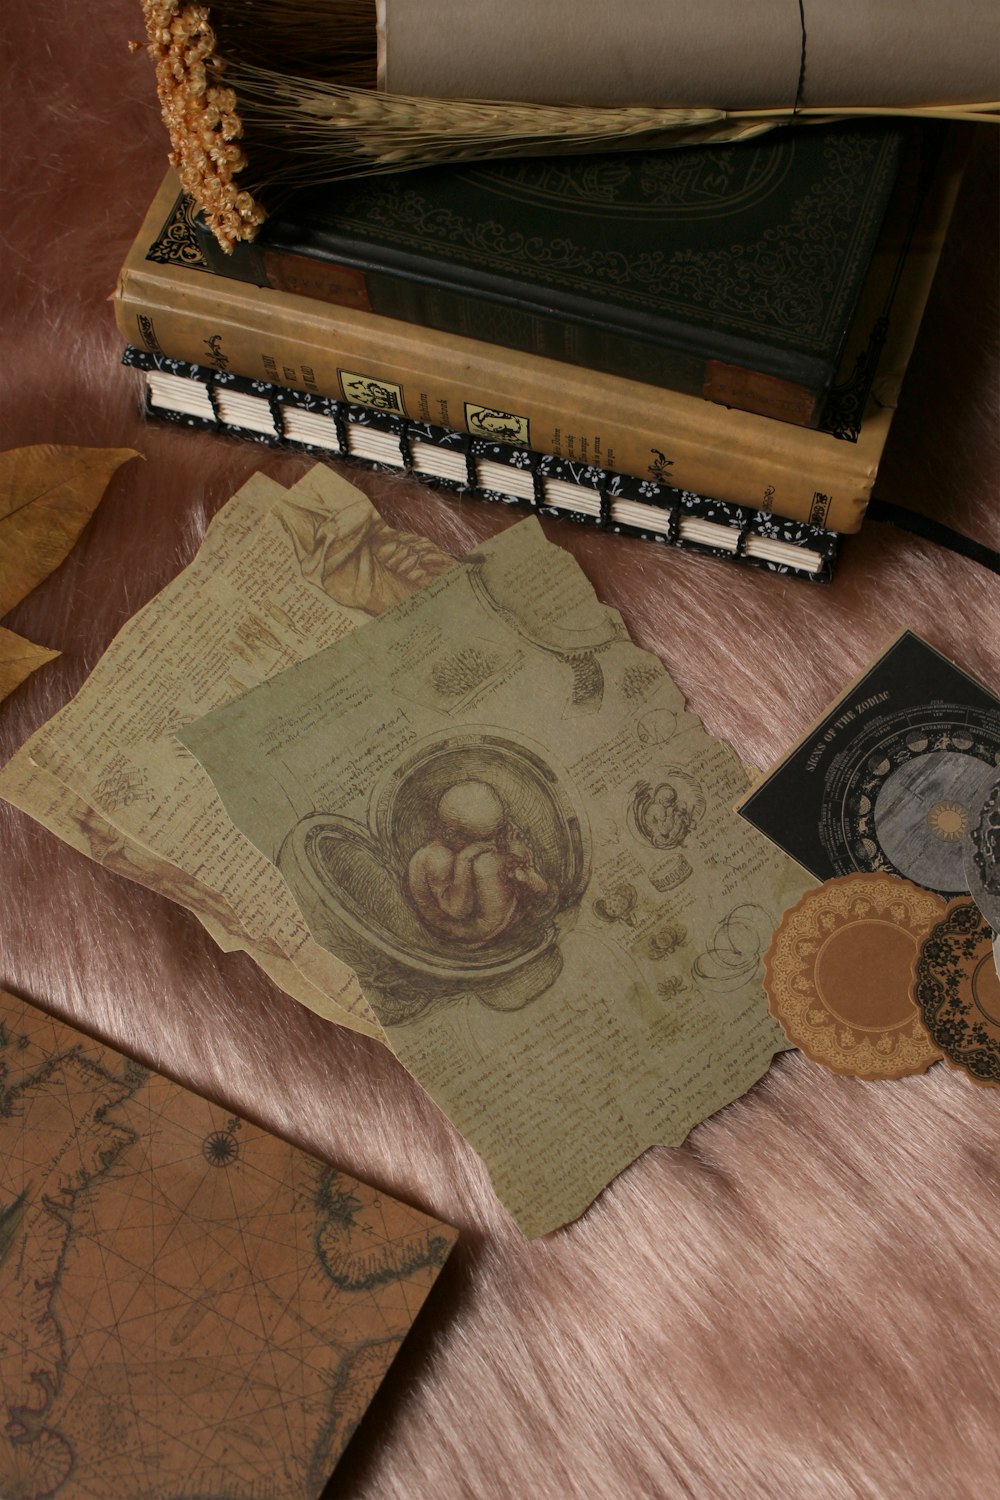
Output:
(116, 264), (873, 531)
(201, 234), (823, 428)
(128, 348), (839, 582)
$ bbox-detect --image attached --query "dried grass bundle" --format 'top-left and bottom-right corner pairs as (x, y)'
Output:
(140, 0), (999, 251)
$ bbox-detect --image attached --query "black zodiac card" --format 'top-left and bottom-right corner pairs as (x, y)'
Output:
(737, 632), (1000, 896)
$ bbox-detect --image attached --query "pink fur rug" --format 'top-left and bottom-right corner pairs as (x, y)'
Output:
(2, 4), (998, 1495)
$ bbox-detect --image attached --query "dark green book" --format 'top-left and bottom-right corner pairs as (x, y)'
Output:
(196, 123), (910, 429)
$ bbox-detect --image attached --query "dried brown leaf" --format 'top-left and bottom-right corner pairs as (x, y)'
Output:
(0, 445), (140, 618)
(0, 624), (59, 702)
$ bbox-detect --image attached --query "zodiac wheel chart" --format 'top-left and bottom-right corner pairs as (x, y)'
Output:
(820, 705), (1000, 896)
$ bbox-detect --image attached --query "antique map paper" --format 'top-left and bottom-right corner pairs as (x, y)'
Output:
(0, 987), (456, 1499)
(0, 467), (454, 1038)
(182, 518), (814, 1236)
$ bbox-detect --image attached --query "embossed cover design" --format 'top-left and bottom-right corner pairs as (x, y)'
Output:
(0, 988), (456, 1498)
(191, 125), (908, 423)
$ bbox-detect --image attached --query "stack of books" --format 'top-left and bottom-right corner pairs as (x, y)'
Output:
(116, 121), (964, 583)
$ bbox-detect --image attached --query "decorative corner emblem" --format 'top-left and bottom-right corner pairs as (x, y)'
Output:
(144, 194), (209, 270)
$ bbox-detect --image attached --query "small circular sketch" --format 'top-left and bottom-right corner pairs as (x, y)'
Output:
(202, 1130), (239, 1167)
(693, 904), (774, 990)
(911, 899), (1000, 1089)
(627, 771), (705, 851)
(963, 771), (1000, 931)
(593, 882), (638, 926)
(641, 917), (687, 961)
(872, 751), (993, 894)
(636, 709), (678, 746)
(764, 873), (945, 1079)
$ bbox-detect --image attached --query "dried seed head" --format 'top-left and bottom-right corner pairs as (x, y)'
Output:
(140, 0), (266, 250)
(138, 1), (999, 252)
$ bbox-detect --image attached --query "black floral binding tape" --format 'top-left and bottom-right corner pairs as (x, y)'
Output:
(264, 387), (286, 439)
(123, 348), (838, 582)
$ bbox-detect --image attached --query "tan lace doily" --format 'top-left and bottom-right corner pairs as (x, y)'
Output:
(764, 873), (945, 1079)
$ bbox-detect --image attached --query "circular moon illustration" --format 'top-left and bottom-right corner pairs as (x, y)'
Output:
(819, 703), (1000, 893)
(872, 751), (994, 892)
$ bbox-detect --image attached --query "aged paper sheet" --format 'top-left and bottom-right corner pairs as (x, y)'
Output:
(0, 466), (455, 1039)
(0, 988), (456, 1498)
(0, 752), (343, 1020)
(183, 518), (814, 1236)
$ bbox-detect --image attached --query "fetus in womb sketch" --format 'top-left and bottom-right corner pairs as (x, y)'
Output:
(405, 779), (550, 947)
(628, 772), (706, 851)
(279, 732), (590, 1021)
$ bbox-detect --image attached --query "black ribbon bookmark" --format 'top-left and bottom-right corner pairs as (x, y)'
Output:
(867, 498), (1000, 574)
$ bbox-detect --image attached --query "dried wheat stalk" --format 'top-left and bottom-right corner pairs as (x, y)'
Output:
(140, 0), (999, 252)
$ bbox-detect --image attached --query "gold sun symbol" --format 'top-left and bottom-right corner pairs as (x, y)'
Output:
(927, 801), (967, 842)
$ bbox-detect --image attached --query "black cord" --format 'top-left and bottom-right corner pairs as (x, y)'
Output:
(866, 498), (1000, 573)
(793, 0), (808, 115)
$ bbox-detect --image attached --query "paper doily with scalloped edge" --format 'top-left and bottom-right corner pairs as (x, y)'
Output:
(764, 872), (945, 1079)
(911, 898), (1000, 1089)
(963, 772), (1000, 931)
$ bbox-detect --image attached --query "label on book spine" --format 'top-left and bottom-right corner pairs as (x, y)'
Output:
(464, 404), (531, 446)
(808, 492), (835, 528)
(338, 369), (406, 413)
(264, 252), (372, 311)
(704, 362), (818, 426)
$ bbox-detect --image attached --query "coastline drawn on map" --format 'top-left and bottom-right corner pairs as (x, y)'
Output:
(0, 988), (456, 1500)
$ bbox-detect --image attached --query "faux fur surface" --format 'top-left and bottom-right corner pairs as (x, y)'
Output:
(1, 5), (998, 1496)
